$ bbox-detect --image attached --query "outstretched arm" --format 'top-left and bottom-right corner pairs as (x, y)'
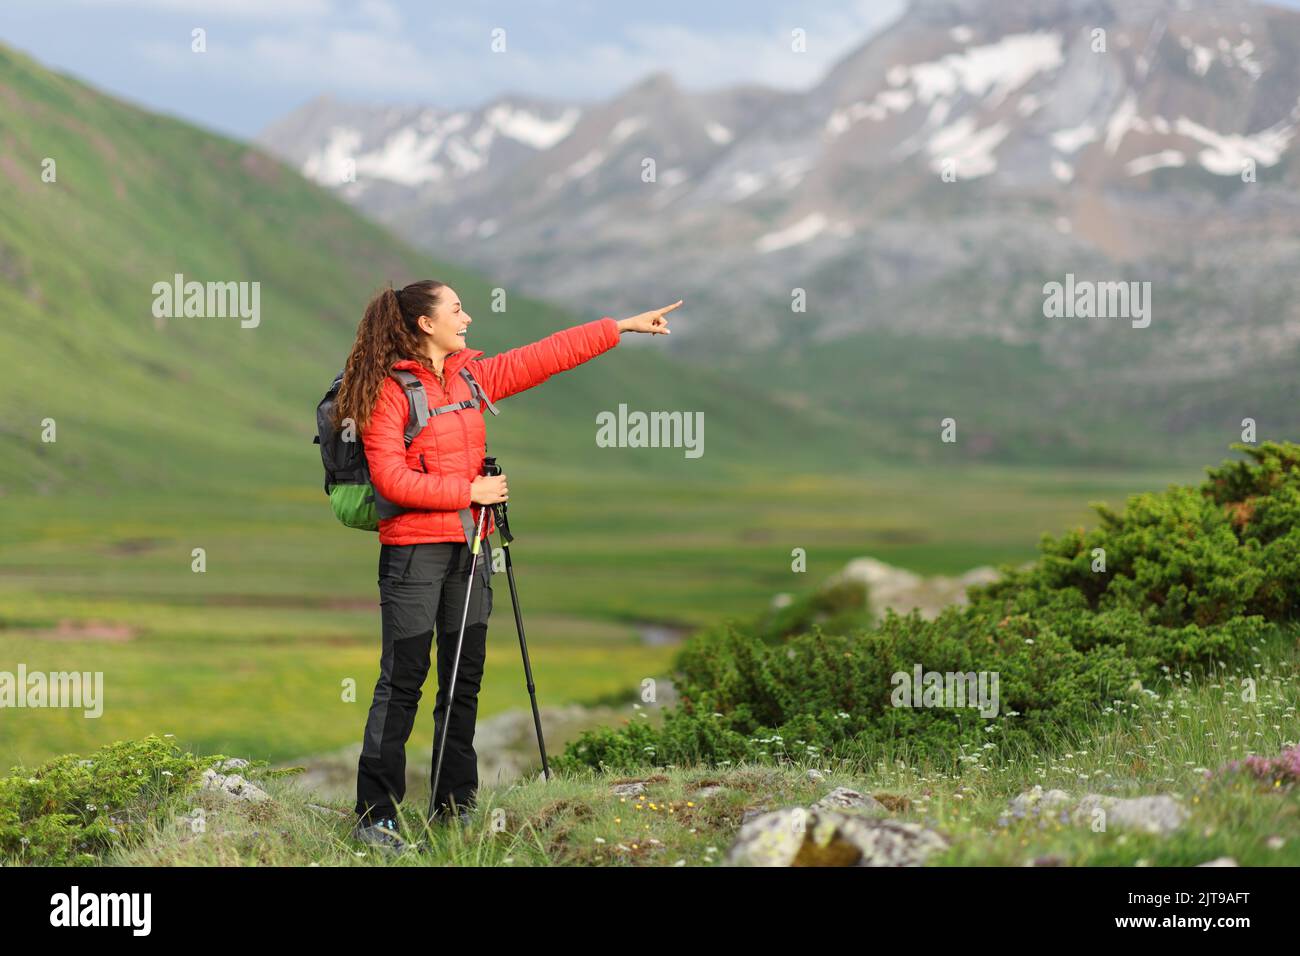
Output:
(472, 317), (619, 404)
(473, 301), (681, 403)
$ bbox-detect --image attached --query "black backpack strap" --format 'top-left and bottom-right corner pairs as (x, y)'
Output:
(390, 370), (429, 446)
(460, 366), (500, 416)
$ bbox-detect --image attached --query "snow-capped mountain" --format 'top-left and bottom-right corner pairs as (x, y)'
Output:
(259, 0), (1300, 371)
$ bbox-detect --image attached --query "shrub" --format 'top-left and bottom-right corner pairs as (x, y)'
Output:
(557, 443), (1300, 772)
(0, 735), (221, 865)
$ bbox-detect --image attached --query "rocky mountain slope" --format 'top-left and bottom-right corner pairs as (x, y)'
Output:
(258, 0), (1300, 465)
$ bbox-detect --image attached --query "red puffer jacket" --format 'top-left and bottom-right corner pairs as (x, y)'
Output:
(362, 317), (620, 545)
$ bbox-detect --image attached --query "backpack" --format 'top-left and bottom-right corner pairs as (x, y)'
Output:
(314, 365), (499, 531)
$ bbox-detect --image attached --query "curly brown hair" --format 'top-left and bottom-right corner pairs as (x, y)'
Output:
(334, 280), (446, 431)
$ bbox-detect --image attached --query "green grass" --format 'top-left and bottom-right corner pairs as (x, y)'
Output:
(0, 460), (1189, 768)
(80, 643), (1299, 866)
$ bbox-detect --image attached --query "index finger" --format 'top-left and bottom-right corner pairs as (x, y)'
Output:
(657, 299), (684, 315)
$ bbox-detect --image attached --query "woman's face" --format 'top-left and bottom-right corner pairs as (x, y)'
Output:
(417, 287), (472, 356)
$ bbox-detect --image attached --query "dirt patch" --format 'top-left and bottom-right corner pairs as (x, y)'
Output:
(6, 618), (139, 642)
(873, 793), (912, 813)
(106, 537), (164, 556)
(689, 777), (725, 789)
(612, 773), (669, 786)
(528, 797), (595, 833)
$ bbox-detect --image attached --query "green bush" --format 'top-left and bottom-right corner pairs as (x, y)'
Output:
(557, 443), (1300, 772)
(0, 735), (220, 865)
(751, 579), (870, 644)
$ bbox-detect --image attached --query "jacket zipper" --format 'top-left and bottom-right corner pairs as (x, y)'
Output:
(424, 363), (482, 537)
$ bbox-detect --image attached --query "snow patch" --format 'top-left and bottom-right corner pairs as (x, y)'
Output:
(755, 213), (829, 253)
(705, 121), (733, 144)
(905, 32), (1064, 108)
(1174, 116), (1295, 175)
(1050, 123), (1097, 154)
(826, 89), (914, 136)
(444, 135), (486, 175)
(1125, 150), (1185, 176)
(609, 116), (648, 144)
(545, 147), (607, 190)
(358, 127), (447, 186)
(725, 171), (765, 202)
(301, 126), (362, 185)
(567, 148), (606, 178)
(927, 117), (1010, 178)
(1188, 44), (1214, 76)
(1232, 39), (1263, 79)
(1104, 93), (1148, 154)
(485, 104), (580, 149)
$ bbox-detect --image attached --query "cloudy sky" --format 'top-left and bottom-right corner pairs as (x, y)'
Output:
(1, 0), (907, 139)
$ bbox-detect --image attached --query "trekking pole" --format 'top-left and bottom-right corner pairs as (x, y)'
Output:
(428, 501), (490, 822)
(489, 492), (551, 781)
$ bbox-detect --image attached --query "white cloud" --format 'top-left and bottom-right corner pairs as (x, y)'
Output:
(69, 0), (335, 20)
(134, 0), (905, 107)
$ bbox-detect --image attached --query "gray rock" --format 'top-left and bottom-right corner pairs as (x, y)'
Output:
(610, 782), (647, 797)
(216, 758), (250, 771)
(832, 557), (1001, 622)
(1073, 794), (1186, 836)
(1008, 788), (1186, 835)
(727, 808), (947, 867)
(1009, 786), (1072, 815)
(812, 786), (886, 815)
(693, 785), (726, 798)
(201, 768), (269, 803)
(1196, 857), (1239, 867)
(806, 769), (825, 782)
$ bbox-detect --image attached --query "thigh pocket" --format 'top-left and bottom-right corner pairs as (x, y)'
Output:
(379, 578), (438, 643)
(378, 545), (417, 583)
(381, 544), (453, 585)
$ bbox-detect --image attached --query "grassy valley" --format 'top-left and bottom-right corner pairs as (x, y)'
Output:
(0, 42), (1205, 776)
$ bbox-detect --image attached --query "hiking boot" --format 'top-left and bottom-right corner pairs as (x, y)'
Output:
(430, 806), (473, 828)
(353, 816), (408, 854)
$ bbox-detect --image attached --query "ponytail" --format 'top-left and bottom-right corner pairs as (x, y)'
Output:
(334, 280), (447, 431)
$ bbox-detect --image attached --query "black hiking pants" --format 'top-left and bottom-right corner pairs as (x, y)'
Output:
(356, 539), (492, 822)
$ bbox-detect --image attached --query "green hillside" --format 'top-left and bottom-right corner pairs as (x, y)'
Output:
(0, 42), (857, 499)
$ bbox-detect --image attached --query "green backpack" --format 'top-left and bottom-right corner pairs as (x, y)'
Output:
(314, 366), (498, 531)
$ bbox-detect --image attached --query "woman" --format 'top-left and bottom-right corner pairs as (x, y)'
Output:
(333, 280), (679, 851)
